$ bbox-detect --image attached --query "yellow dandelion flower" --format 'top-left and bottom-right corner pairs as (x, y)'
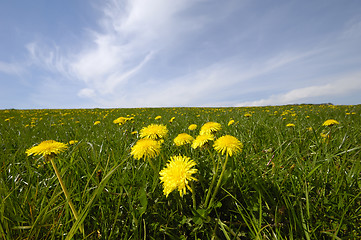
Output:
(228, 119), (235, 126)
(169, 117), (175, 123)
(113, 117), (129, 125)
(286, 123), (295, 127)
(188, 124), (197, 131)
(94, 121), (101, 125)
(244, 113), (252, 117)
(174, 133), (194, 146)
(131, 139), (161, 160)
(26, 140), (68, 158)
(155, 115), (162, 120)
(131, 131), (138, 135)
(322, 119), (339, 126)
(159, 155), (197, 197)
(139, 124), (168, 140)
(199, 122), (221, 135)
(68, 140), (78, 145)
(213, 135), (243, 157)
(320, 132), (331, 143)
(191, 134), (214, 149)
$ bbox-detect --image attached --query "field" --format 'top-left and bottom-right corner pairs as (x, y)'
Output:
(1, 104), (361, 239)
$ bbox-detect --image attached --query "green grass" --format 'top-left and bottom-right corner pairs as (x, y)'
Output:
(1, 105), (360, 239)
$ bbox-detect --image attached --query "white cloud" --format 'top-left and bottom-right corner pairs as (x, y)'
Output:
(19, 0), (361, 108)
(236, 71), (361, 106)
(26, 42), (72, 79)
(78, 88), (96, 98)
(69, 0), (202, 96)
(0, 61), (24, 75)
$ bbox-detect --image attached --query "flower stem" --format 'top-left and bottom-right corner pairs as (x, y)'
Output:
(191, 181), (196, 209)
(147, 157), (157, 174)
(147, 157), (159, 192)
(49, 158), (84, 235)
(207, 154), (229, 209)
(204, 155), (220, 208)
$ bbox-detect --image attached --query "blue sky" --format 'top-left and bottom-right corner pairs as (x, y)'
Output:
(1, 0), (361, 109)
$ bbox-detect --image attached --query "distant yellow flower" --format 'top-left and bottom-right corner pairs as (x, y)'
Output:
(169, 117), (175, 123)
(140, 124), (168, 140)
(244, 113), (252, 117)
(174, 133), (194, 146)
(68, 140), (78, 145)
(321, 132), (331, 143)
(113, 117), (129, 125)
(188, 124), (197, 131)
(228, 119), (235, 126)
(26, 140), (68, 158)
(131, 139), (161, 160)
(199, 122), (221, 135)
(286, 123), (295, 127)
(213, 135), (243, 157)
(155, 115), (162, 120)
(322, 119), (339, 126)
(131, 131), (138, 135)
(94, 121), (100, 125)
(192, 134), (214, 149)
(159, 155), (197, 197)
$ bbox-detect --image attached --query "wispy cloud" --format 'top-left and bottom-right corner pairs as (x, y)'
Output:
(71, 0), (203, 97)
(236, 71), (361, 106)
(17, 0), (361, 108)
(0, 61), (24, 75)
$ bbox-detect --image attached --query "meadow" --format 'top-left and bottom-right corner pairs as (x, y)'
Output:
(1, 104), (360, 239)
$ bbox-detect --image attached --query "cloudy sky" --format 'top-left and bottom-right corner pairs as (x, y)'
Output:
(1, 0), (361, 109)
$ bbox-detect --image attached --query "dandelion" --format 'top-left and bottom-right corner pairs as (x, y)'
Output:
(113, 117), (129, 125)
(26, 141), (83, 234)
(207, 135), (243, 208)
(139, 124), (168, 140)
(322, 119), (339, 126)
(26, 140), (68, 158)
(159, 155), (197, 197)
(321, 132), (331, 143)
(199, 122), (221, 135)
(213, 135), (243, 157)
(192, 134), (214, 149)
(188, 124), (197, 131)
(286, 123), (295, 127)
(174, 133), (194, 146)
(228, 119), (235, 126)
(94, 121), (100, 125)
(68, 140), (78, 145)
(155, 115), (162, 120)
(169, 117), (175, 123)
(131, 139), (161, 160)
(244, 113), (252, 117)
